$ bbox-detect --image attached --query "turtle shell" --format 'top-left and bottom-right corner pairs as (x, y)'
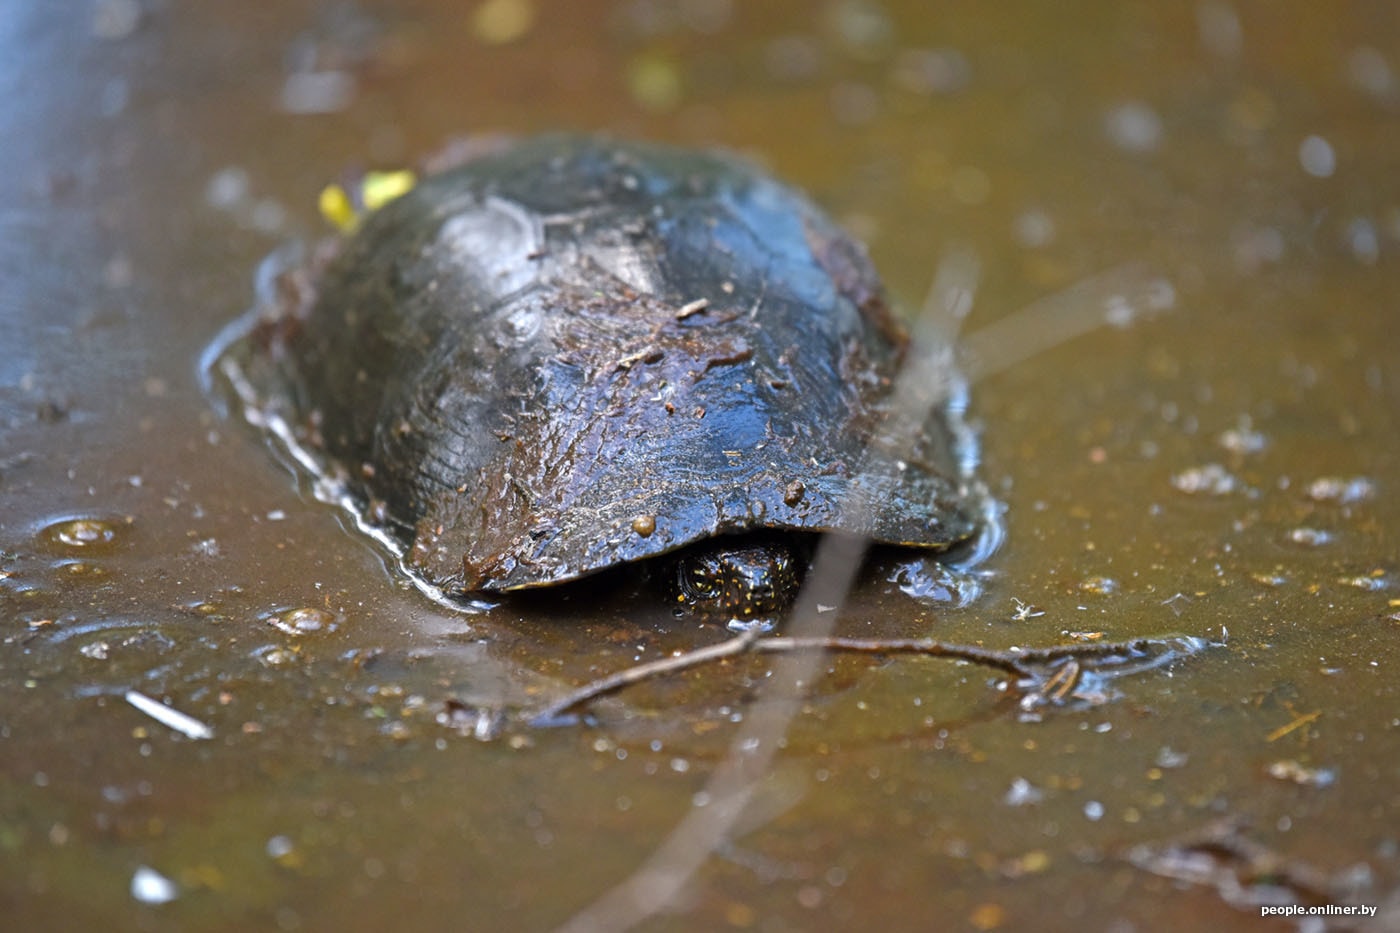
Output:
(236, 135), (979, 593)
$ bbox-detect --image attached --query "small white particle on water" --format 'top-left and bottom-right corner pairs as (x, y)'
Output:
(267, 510), (286, 521)
(131, 866), (178, 904)
(279, 70), (356, 115)
(1004, 777), (1043, 807)
(250, 198), (289, 234)
(1083, 800), (1104, 822)
(205, 167), (250, 210)
(1348, 46), (1395, 98)
(80, 642), (110, 660)
(1012, 209), (1056, 248)
(1105, 101), (1163, 153)
(1103, 295), (1136, 328)
(1346, 218), (1380, 264)
(1299, 135), (1336, 178)
(125, 691), (213, 740)
(1196, 1), (1242, 59)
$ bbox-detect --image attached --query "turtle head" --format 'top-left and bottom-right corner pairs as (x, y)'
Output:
(672, 538), (803, 620)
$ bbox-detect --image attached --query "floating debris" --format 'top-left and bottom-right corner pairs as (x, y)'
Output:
(439, 699), (505, 741)
(130, 865), (178, 905)
(1286, 527), (1332, 547)
(1010, 598), (1045, 621)
(1155, 746), (1189, 769)
(265, 834), (304, 869)
(1337, 572), (1386, 592)
(1305, 475), (1375, 504)
(1196, 1), (1242, 59)
(124, 690), (214, 740)
(1079, 576), (1118, 596)
(256, 645), (301, 668)
(1344, 217), (1381, 264)
(1217, 423), (1268, 455)
(1012, 209), (1056, 249)
(890, 47), (971, 96)
(1105, 101), (1164, 154)
(1266, 759), (1337, 788)
(1298, 135), (1336, 178)
(1171, 463), (1237, 495)
(279, 70), (356, 115)
(530, 631), (1213, 726)
(1347, 46), (1395, 100)
(823, 0), (893, 59)
(1003, 777), (1043, 807)
(1124, 819), (1374, 917)
(79, 641), (110, 660)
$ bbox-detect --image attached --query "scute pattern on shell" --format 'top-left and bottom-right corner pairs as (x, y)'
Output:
(236, 136), (979, 593)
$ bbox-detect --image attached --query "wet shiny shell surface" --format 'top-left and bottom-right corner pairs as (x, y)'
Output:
(241, 136), (978, 593)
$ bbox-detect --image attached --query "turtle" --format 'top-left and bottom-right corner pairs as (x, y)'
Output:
(215, 135), (982, 620)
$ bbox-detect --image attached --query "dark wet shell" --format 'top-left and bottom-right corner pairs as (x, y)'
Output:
(247, 136), (977, 592)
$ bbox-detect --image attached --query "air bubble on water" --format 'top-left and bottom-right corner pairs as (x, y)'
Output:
(1299, 135), (1336, 178)
(206, 167), (251, 211)
(1196, 1), (1242, 59)
(1345, 218), (1380, 264)
(1286, 527), (1332, 547)
(268, 607), (337, 636)
(891, 47), (972, 96)
(1012, 209), (1056, 249)
(42, 517), (121, 552)
(1004, 777), (1043, 807)
(1347, 46), (1395, 99)
(1306, 476), (1375, 504)
(131, 866), (178, 905)
(1171, 464), (1237, 495)
(1105, 102), (1164, 153)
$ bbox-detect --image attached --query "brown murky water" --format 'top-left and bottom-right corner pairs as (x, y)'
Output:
(3, 2), (1397, 931)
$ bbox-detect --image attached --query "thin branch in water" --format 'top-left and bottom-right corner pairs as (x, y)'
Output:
(529, 628), (763, 726)
(531, 631), (1207, 725)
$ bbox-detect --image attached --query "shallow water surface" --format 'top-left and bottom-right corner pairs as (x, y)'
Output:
(2, 2), (1397, 931)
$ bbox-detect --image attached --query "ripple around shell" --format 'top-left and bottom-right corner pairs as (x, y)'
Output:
(39, 517), (126, 555)
(266, 606), (338, 636)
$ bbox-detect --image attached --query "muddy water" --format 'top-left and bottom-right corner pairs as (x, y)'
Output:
(2, 2), (1397, 931)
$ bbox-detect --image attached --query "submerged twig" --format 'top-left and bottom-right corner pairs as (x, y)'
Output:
(1124, 818), (1350, 911)
(531, 631), (1201, 725)
(530, 628), (763, 726)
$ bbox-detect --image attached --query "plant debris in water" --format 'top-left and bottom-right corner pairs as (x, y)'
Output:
(1124, 819), (1380, 925)
(427, 629), (1214, 732)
